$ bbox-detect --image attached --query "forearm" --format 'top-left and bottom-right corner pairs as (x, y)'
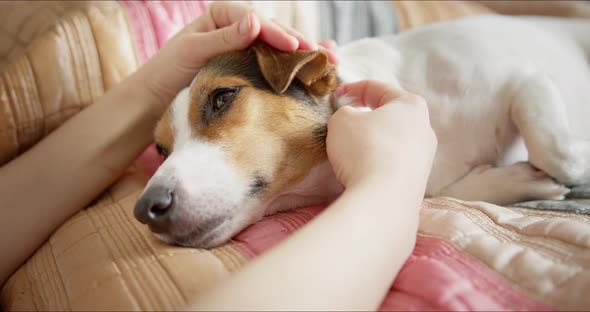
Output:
(0, 73), (164, 285)
(189, 179), (420, 311)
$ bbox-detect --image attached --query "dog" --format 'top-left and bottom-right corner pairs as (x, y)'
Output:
(134, 15), (590, 248)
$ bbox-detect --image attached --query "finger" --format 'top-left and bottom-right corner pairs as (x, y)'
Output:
(207, 2), (299, 51)
(318, 39), (337, 51)
(182, 1), (252, 35)
(182, 12), (261, 65)
(328, 105), (364, 131)
(271, 19), (318, 50)
(337, 104), (364, 115)
(318, 39), (339, 64)
(259, 18), (299, 51)
(335, 80), (404, 109)
(319, 46), (339, 65)
(207, 1), (253, 28)
(264, 23), (338, 63)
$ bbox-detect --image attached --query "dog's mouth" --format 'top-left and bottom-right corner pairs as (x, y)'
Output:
(148, 224), (166, 234)
(153, 217), (227, 248)
(174, 228), (221, 248)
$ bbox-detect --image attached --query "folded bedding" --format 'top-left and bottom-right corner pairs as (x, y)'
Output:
(1, 1), (589, 310)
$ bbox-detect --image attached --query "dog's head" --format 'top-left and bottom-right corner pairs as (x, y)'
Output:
(134, 42), (338, 248)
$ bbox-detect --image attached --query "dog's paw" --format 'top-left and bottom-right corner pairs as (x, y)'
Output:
(480, 162), (570, 201)
(439, 162), (570, 205)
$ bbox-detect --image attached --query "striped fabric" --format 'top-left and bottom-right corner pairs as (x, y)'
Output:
(119, 0), (207, 65)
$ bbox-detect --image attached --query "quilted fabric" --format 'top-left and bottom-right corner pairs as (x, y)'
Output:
(232, 200), (590, 311)
(0, 170), (248, 311)
(0, 1), (138, 166)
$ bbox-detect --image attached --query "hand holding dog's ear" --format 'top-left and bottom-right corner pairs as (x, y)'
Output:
(327, 80), (437, 199)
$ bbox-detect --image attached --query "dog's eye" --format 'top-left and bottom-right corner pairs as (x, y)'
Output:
(213, 90), (235, 110)
(211, 87), (241, 112)
(203, 87), (243, 124)
(155, 143), (169, 159)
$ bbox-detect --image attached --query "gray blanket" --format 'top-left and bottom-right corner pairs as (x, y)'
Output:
(514, 184), (590, 214)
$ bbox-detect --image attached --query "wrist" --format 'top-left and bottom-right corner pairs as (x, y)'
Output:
(117, 70), (170, 120)
(343, 176), (423, 216)
(346, 173), (411, 196)
(331, 177), (421, 246)
(349, 165), (429, 200)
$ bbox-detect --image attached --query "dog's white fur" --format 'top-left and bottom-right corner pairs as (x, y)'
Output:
(144, 88), (271, 246)
(146, 15), (590, 247)
(332, 15), (590, 204)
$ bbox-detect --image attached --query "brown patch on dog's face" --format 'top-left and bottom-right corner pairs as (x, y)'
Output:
(154, 110), (174, 158)
(186, 46), (336, 198)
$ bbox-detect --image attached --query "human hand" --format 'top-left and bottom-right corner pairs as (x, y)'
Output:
(326, 80), (437, 198)
(135, 1), (338, 111)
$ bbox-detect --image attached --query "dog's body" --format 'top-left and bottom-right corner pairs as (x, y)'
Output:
(338, 15), (590, 204)
(135, 15), (590, 248)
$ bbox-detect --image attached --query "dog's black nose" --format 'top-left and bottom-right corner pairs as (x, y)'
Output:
(134, 186), (174, 232)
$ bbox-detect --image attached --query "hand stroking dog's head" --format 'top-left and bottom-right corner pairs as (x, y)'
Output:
(134, 42), (339, 248)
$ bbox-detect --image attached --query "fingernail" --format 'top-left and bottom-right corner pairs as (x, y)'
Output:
(289, 36), (300, 50)
(239, 13), (251, 35)
(330, 52), (340, 65)
(327, 39), (338, 49)
(308, 41), (319, 50)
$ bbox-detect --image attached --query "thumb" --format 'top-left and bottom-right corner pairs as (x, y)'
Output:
(334, 94), (372, 112)
(188, 13), (261, 63)
(336, 80), (403, 110)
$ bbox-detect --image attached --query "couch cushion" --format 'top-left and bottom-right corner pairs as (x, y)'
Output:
(0, 1), (138, 166)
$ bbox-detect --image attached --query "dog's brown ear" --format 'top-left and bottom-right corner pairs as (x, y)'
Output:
(252, 43), (337, 96)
